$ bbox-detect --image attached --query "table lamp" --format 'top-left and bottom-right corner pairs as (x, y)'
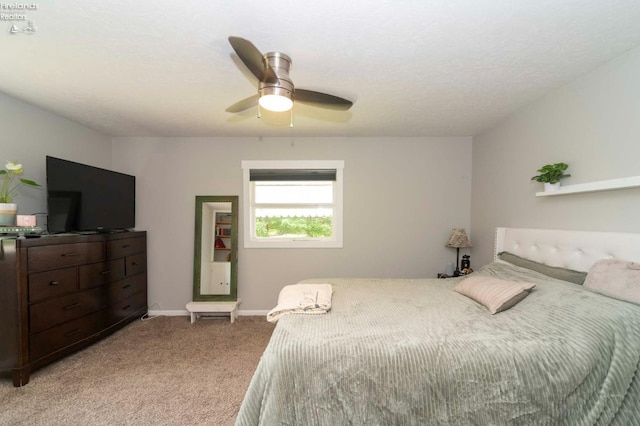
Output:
(446, 228), (472, 276)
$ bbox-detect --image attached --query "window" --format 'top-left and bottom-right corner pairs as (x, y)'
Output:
(242, 160), (344, 248)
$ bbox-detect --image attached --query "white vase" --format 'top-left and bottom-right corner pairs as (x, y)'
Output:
(0, 203), (18, 226)
(543, 182), (561, 192)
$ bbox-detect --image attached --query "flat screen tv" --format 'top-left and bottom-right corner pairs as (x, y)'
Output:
(46, 156), (136, 233)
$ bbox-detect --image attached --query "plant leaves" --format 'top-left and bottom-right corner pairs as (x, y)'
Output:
(20, 178), (40, 187)
(531, 163), (570, 183)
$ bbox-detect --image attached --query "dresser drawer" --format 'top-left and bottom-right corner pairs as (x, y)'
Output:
(30, 287), (107, 333)
(108, 291), (147, 325)
(28, 242), (104, 272)
(108, 274), (147, 305)
(29, 310), (106, 361)
(29, 267), (78, 303)
(78, 259), (126, 289)
(126, 253), (146, 276)
(107, 237), (145, 259)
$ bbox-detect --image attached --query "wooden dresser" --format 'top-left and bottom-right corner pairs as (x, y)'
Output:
(0, 231), (147, 386)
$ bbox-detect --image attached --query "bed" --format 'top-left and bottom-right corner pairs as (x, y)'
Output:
(236, 228), (640, 425)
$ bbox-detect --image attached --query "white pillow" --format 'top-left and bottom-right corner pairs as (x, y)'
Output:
(453, 276), (536, 314)
(583, 259), (640, 305)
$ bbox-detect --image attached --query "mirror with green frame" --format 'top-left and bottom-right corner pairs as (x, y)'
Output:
(192, 195), (238, 301)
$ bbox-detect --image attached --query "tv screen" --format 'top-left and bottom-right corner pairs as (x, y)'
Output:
(46, 156), (136, 233)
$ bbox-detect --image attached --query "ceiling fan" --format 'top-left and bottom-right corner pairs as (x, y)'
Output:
(225, 36), (354, 115)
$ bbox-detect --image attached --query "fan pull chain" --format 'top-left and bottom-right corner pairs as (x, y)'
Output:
(290, 107), (294, 128)
(257, 103), (261, 119)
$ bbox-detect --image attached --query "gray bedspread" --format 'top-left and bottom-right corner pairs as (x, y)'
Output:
(235, 262), (640, 425)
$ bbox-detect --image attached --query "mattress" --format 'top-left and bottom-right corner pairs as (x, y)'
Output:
(236, 262), (640, 425)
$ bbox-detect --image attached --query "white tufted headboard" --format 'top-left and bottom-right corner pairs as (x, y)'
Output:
(494, 227), (640, 272)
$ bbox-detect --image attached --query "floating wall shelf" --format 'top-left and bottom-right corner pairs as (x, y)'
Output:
(536, 176), (640, 197)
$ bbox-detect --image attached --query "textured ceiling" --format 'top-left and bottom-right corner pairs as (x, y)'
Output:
(1, 1), (640, 138)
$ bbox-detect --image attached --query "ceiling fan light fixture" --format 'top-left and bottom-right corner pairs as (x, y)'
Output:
(258, 87), (293, 112)
(226, 37), (353, 114)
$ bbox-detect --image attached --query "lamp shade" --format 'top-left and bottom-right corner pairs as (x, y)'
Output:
(446, 228), (472, 248)
(259, 86), (293, 112)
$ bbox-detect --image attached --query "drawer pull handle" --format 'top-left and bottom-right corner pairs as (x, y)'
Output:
(122, 284), (131, 289)
(122, 304), (131, 310)
(64, 329), (81, 337)
(121, 244), (131, 248)
(100, 270), (112, 275)
(131, 262), (137, 266)
(49, 281), (60, 286)
(61, 252), (80, 257)
(63, 303), (81, 310)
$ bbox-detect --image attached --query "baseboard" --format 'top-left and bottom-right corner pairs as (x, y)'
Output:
(147, 309), (269, 317)
(239, 310), (269, 316)
(148, 310), (189, 317)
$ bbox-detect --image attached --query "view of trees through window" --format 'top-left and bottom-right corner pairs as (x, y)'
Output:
(253, 180), (334, 239)
(255, 216), (333, 238)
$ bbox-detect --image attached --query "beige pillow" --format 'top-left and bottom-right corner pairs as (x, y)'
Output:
(583, 259), (640, 305)
(453, 276), (536, 314)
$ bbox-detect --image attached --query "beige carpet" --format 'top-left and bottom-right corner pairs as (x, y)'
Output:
(0, 315), (275, 426)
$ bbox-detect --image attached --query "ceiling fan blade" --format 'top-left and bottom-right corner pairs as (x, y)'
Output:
(225, 95), (259, 113)
(228, 36), (277, 83)
(295, 89), (353, 111)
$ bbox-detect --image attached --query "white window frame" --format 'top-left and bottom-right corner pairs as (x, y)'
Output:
(242, 160), (344, 248)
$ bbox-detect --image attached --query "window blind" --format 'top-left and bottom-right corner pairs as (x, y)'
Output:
(249, 169), (337, 181)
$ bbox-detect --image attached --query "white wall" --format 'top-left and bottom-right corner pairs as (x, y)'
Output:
(0, 92), (112, 227)
(112, 137), (472, 311)
(471, 45), (640, 266)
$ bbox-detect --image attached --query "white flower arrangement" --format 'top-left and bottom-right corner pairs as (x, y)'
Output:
(0, 161), (40, 203)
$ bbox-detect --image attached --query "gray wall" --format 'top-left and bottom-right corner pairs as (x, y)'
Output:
(0, 92), (112, 227)
(5, 35), (640, 313)
(471, 45), (640, 266)
(112, 137), (472, 311)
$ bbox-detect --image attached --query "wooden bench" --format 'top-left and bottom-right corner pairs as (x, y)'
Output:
(185, 300), (241, 324)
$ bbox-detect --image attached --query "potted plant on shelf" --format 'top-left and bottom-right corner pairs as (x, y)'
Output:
(0, 161), (40, 226)
(531, 162), (571, 192)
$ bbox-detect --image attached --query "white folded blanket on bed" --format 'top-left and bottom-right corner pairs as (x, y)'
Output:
(266, 283), (333, 323)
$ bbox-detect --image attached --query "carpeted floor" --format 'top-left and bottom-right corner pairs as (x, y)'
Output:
(0, 315), (275, 426)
